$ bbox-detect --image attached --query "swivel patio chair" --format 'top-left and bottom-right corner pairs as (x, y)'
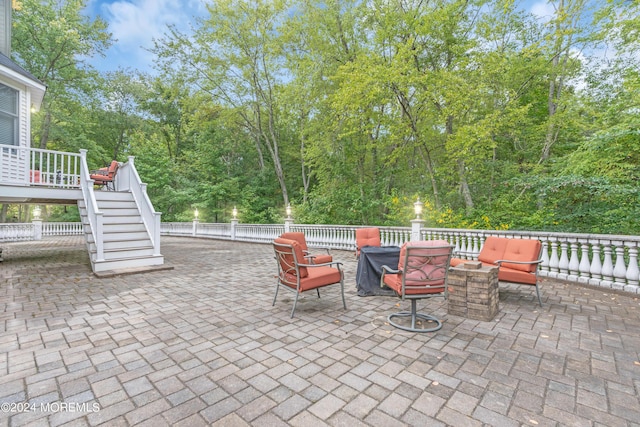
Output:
(89, 160), (119, 191)
(272, 237), (346, 318)
(381, 240), (454, 332)
(355, 227), (381, 258)
(280, 232), (332, 264)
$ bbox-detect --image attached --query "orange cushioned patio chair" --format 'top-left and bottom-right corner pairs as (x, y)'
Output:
(89, 160), (119, 191)
(280, 232), (332, 265)
(381, 240), (454, 332)
(449, 236), (544, 306)
(272, 237), (346, 318)
(355, 227), (381, 258)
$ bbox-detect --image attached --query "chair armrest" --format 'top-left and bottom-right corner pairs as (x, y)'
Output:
(309, 245), (332, 254)
(301, 261), (343, 270)
(89, 169), (109, 176)
(494, 259), (543, 266)
(381, 265), (401, 274)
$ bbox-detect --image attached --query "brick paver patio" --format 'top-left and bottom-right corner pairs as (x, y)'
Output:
(1, 236), (639, 426)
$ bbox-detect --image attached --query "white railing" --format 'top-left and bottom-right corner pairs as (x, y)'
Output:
(42, 222), (83, 236)
(0, 144), (81, 188)
(0, 220), (81, 242)
(0, 223), (34, 242)
(116, 156), (161, 256)
(159, 222), (640, 294)
(3, 220), (638, 294)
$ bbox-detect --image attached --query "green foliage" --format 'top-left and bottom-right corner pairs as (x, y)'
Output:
(8, 0), (639, 236)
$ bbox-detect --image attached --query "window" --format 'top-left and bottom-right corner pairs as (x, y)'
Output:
(0, 82), (18, 147)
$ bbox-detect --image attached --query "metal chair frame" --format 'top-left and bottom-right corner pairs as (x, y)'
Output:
(381, 243), (453, 333)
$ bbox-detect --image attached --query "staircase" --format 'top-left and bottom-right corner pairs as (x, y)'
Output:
(78, 190), (165, 274)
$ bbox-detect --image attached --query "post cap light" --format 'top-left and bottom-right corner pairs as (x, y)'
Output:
(286, 203), (292, 219)
(33, 205), (41, 220)
(414, 198), (423, 219)
(194, 208), (199, 220)
(232, 206), (238, 219)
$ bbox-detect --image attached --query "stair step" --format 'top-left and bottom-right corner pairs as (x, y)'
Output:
(89, 246), (155, 260)
(88, 239), (152, 250)
(91, 254), (165, 273)
(97, 201), (137, 209)
(101, 208), (140, 216)
(85, 231), (150, 242)
(103, 223), (147, 233)
(93, 191), (135, 201)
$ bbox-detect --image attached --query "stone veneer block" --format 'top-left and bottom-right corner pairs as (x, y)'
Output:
(447, 265), (499, 322)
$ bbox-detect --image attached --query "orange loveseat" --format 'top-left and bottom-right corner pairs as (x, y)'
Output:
(450, 236), (543, 305)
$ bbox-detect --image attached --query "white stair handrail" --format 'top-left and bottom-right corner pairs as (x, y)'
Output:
(79, 150), (104, 261)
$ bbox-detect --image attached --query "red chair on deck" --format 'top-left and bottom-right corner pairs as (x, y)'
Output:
(381, 240), (454, 332)
(89, 160), (119, 191)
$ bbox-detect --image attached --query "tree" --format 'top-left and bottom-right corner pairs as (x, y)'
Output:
(12, 0), (111, 150)
(154, 0), (294, 207)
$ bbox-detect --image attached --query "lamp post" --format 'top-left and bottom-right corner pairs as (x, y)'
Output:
(32, 205), (42, 240)
(192, 208), (199, 236)
(411, 198), (424, 241)
(414, 198), (423, 219)
(231, 206), (238, 240)
(284, 203), (293, 232)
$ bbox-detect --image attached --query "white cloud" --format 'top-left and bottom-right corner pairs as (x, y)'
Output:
(529, 1), (555, 23)
(91, 0), (208, 72)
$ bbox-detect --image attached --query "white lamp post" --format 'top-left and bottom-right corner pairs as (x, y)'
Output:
(284, 203), (293, 232)
(192, 208), (199, 236)
(231, 206), (239, 240)
(414, 197), (423, 219)
(32, 206), (42, 240)
(411, 198), (424, 241)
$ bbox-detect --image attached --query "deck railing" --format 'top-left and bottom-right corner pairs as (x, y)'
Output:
(0, 144), (81, 188)
(1, 220), (638, 294)
(0, 221), (83, 242)
(161, 221), (639, 293)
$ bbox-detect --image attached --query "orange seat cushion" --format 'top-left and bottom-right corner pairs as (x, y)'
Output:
(299, 266), (342, 292)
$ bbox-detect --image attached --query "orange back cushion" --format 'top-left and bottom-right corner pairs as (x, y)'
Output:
(273, 237), (308, 278)
(478, 236), (508, 264)
(356, 228), (381, 250)
(502, 239), (541, 272)
(280, 232), (308, 251)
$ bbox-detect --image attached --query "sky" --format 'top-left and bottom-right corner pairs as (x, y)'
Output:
(84, 0), (208, 74)
(84, 0), (555, 75)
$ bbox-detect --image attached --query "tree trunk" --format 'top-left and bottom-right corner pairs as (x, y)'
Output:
(39, 110), (52, 149)
(458, 158), (474, 214)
